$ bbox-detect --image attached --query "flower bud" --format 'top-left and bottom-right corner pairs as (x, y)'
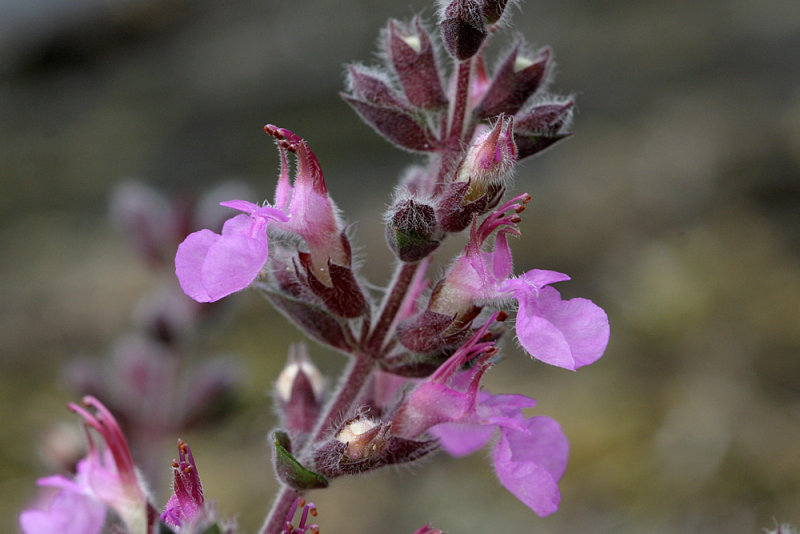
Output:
(386, 198), (441, 262)
(161, 440), (206, 530)
(275, 344), (325, 438)
(482, 0), (510, 24)
(439, 0), (488, 61)
(455, 116), (517, 203)
(514, 100), (574, 159)
(474, 45), (551, 119)
(387, 18), (448, 109)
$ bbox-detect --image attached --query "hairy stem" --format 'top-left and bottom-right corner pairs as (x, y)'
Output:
(260, 486), (300, 534)
(435, 57), (474, 192)
(365, 261), (421, 354)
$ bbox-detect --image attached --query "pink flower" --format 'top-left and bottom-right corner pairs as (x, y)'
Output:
(428, 386), (569, 516)
(19, 468), (106, 534)
(392, 314), (569, 517)
(175, 200), (288, 302)
(391, 316), (500, 440)
(20, 397), (151, 534)
(430, 195), (609, 370)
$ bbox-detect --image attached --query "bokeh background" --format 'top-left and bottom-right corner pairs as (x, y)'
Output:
(2, 0), (799, 532)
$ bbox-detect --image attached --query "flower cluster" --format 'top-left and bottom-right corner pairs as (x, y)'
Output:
(21, 0), (608, 532)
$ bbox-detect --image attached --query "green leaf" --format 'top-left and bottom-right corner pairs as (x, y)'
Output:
(272, 431), (329, 490)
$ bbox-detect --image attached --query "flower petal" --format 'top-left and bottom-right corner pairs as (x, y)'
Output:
(503, 416), (569, 481)
(20, 487), (106, 534)
(219, 199), (259, 213)
(175, 229), (220, 302)
(430, 421), (496, 457)
(200, 231), (268, 301)
(492, 416), (568, 517)
(516, 286), (609, 370)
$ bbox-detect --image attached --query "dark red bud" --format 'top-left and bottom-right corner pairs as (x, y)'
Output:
(436, 181), (504, 233)
(514, 100), (574, 134)
(474, 46), (551, 119)
(440, 0), (487, 61)
(386, 199), (441, 262)
(482, 0), (510, 24)
(388, 18), (448, 109)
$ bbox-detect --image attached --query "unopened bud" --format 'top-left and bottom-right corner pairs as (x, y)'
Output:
(386, 198), (441, 262)
(481, 0), (510, 24)
(387, 18), (448, 109)
(474, 45), (551, 119)
(276, 344), (325, 437)
(439, 0), (487, 61)
(456, 116), (517, 203)
(514, 100), (574, 159)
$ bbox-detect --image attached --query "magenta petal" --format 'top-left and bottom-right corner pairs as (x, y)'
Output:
(504, 416), (569, 481)
(394, 383), (472, 439)
(516, 286), (609, 370)
(254, 205), (290, 222)
(220, 213), (253, 235)
(516, 301), (575, 368)
(219, 199), (259, 213)
(20, 488), (106, 534)
(518, 269), (571, 287)
(492, 418), (567, 517)
(175, 229), (220, 302)
(200, 231), (268, 301)
(430, 421), (496, 457)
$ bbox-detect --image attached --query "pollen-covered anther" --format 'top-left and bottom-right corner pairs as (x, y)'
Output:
(496, 310), (509, 322)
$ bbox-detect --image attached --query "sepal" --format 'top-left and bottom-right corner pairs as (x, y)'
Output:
(347, 65), (412, 110)
(513, 101), (574, 159)
(396, 308), (475, 354)
(312, 417), (437, 478)
(259, 287), (351, 351)
(275, 344), (325, 439)
(342, 94), (439, 152)
(297, 251), (369, 318)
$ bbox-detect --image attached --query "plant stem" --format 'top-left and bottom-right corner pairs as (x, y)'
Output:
(365, 261), (421, 354)
(447, 59), (472, 150)
(260, 485), (299, 534)
(435, 57), (474, 193)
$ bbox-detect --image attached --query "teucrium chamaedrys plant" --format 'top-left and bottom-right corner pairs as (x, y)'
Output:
(20, 0), (609, 532)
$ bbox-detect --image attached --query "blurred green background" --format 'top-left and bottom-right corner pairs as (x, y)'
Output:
(1, 0), (799, 532)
